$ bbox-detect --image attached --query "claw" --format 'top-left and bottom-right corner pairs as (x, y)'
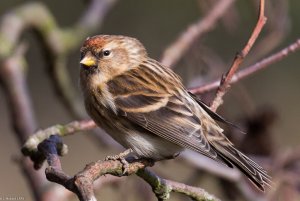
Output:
(105, 149), (133, 174)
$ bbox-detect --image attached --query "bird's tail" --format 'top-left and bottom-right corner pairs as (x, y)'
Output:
(189, 92), (271, 190)
(212, 141), (271, 191)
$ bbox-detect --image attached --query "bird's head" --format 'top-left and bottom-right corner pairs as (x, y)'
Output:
(80, 35), (148, 79)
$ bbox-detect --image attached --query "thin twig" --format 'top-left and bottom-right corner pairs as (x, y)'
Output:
(189, 38), (300, 94)
(210, 0), (267, 112)
(160, 0), (235, 67)
(249, 0), (290, 63)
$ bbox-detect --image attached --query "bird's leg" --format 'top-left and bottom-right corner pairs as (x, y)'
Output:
(105, 148), (133, 161)
(105, 148), (133, 174)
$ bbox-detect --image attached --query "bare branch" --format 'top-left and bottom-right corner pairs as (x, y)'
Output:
(249, 0), (290, 62)
(210, 0), (267, 111)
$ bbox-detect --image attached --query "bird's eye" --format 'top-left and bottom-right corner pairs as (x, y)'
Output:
(103, 50), (111, 57)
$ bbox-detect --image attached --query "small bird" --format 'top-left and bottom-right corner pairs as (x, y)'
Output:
(79, 35), (271, 191)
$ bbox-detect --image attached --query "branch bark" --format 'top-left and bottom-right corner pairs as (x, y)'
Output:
(29, 135), (220, 201)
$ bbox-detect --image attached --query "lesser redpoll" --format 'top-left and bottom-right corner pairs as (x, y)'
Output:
(79, 35), (271, 191)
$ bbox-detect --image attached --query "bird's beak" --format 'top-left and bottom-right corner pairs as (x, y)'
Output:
(80, 54), (97, 68)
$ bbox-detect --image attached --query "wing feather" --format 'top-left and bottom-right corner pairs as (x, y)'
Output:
(114, 92), (230, 165)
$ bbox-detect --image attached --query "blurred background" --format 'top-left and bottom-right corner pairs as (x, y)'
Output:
(0, 0), (299, 200)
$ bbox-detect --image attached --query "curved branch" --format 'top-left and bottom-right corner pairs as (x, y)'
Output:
(210, 0), (267, 111)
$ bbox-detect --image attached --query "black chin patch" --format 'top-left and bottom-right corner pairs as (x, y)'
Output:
(81, 65), (99, 76)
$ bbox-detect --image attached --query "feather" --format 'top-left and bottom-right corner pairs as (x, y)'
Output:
(189, 92), (246, 134)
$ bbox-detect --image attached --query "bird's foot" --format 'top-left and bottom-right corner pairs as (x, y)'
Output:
(105, 149), (133, 174)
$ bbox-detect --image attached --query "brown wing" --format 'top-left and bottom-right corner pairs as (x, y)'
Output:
(188, 92), (245, 134)
(112, 90), (232, 166)
(107, 66), (225, 162)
